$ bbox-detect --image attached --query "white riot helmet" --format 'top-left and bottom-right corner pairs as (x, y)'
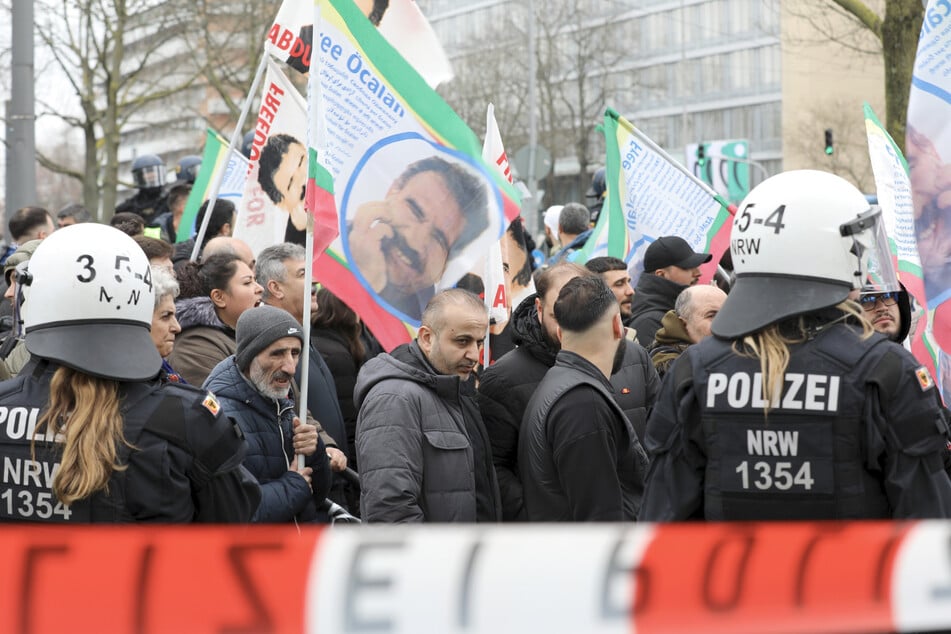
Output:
(712, 170), (898, 339)
(21, 224), (161, 380)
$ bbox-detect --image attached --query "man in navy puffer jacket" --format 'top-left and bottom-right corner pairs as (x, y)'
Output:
(205, 305), (331, 522)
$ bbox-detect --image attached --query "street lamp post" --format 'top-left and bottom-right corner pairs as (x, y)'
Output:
(6, 0), (37, 223)
(525, 0), (540, 239)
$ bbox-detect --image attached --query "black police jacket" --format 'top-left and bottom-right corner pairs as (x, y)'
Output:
(0, 359), (260, 522)
(639, 320), (951, 521)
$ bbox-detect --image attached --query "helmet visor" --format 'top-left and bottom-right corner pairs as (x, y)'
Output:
(841, 206), (899, 294)
(134, 164), (166, 189)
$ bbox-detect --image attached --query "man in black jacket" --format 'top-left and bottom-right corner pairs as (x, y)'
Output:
(629, 236), (711, 347)
(519, 276), (649, 521)
(478, 263), (660, 521)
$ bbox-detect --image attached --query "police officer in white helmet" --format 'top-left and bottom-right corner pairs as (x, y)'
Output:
(639, 170), (951, 521)
(0, 224), (260, 522)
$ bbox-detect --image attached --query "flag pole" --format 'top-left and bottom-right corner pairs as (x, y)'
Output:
(298, 214), (315, 470)
(190, 53), (269, 261)
(482, 256), (492, 369)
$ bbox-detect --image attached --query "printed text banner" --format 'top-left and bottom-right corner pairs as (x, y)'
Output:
(234, 59), (309, 257)
(587, 109), (731, 283)
(266, 0), (452, 86)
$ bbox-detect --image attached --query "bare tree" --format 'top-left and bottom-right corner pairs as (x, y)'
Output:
(33, 0), (201, 217)
(789, 0), (923, 151)
(437, 0), (630, 207)
(787, 97), (876, 191)
(436, 20), (529, 145)
(36, 136), (85, 212)
(186, 0), (272, 124)
(532, 2), (628, 198)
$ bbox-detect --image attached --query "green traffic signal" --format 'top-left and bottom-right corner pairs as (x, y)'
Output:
(824, 128), (834, 155)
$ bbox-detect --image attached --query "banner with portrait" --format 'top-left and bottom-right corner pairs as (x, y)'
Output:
(907, 0), (951, 399)
(581, 109), (731, 285)
(308, 0), (521, 350)
(233, 59), (309, 257)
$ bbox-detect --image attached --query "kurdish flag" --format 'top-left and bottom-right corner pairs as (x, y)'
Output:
(307, 0), (520, 351)
(180, 128), (249, 243)
(580, 109), (731, 285)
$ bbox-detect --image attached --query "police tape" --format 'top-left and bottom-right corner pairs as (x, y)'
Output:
(0, 521), (949, 633)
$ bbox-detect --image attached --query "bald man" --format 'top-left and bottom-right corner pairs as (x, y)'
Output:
(355, 289), (500, 523)
(649, 284), (727, 378)
(202, 236), (255, 270)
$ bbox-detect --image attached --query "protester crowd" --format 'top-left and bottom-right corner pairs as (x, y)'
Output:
(0, 161), (950, 524)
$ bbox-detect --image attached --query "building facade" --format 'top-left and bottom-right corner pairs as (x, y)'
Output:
(423, 0), (883, 208)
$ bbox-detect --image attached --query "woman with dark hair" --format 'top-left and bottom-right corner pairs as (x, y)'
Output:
(313, 287), (366, 470)
(167, 252), (263, 386)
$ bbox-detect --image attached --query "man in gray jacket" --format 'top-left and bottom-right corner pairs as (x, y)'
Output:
(355, 289), (501, 523)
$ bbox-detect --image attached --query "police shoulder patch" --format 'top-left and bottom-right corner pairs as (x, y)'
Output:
(201, 392), (221, 416)
(915, 366), (935, 392)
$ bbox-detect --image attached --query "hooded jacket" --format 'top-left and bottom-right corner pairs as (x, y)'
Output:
(167, 295), (236, 386)
(629, 274), (688, 348)
(204, 356), (332, 523)
(478, 294), (660, 520)
(547, 228), (594, 265)
(648, 310), (693, 378)
(354, 341), (501, 523)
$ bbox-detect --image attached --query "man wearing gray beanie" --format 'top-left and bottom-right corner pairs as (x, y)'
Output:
(204, 305), (332, 522)
(234, 304), (304, 373)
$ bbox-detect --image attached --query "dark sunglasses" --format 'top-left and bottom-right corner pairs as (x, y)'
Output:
(858, 291), (898, 309)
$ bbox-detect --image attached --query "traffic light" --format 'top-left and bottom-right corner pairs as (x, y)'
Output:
(824, 129), (834, 155)
(697, 143), (706, 167)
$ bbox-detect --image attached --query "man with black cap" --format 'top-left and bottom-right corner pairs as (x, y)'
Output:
(204, 304), (332, 522)
(628, 235), (712, 347)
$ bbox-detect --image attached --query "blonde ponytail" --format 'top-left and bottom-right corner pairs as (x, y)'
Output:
(32, 367), (130, 505)
(735, 301), (873, 414)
